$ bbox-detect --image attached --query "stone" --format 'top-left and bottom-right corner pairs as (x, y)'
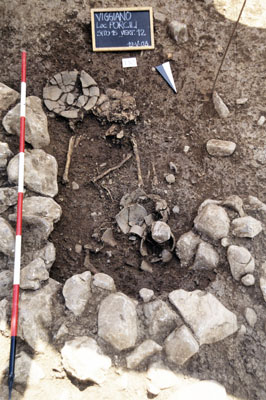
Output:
(164, 325), (199, 365)
(168, 380), (227, 400)
(98, 292), (137, 350)
(0, 187), (17, 213)
(154, 11), (167, 23)
(18, 278), (62, 352)
(15, 351), (45, 385)
(176, 230), (201, 266)
(257, 115), (265, 126)
(92, 273), (116, 291)
(236, 97), (248, 105)
(19, 196), (62, 223)
(227, 245), (255, 281)
(0, 217), (15, 256)
(198, 198), (222, 213)
(0, 83), (19, 112)
(7, 149), (58, 197)
(165, 174), (175, 184)
(231, 216), (262, 238)
(126, 340), (162, 369)
(0, 142), (13, 168)
(244, 307), (257, 328)
(80, 70), (97, 88)
(194, 203), (230, 240)
(3, 96), (50, 148)
(101, 228), (117, 247)
(169, 161), (178, 173)
(168, 21), (189, 43)
(60, 110), (79, 119)
(161, 249), (173, 263)
(241, 274), (255, 286)
(147, 362), (179, 390)
(72, 181), (79, 190)
(221, 237), (231, 247)
(139, 288), (154, 302)
(247, 195), (266, 212)
(172, 205), (180, 214)
(61, 336), (111, 384)
(212, 91), (230, 118)
(151, 221), (171, 243)
(0, 270), (12, 299)
(140, 260), (153, 273)
(0, 298), (8, 333)
(63, 271), (92, 316)
(260, 262), (266, 302)
(21, 241), (56, 271)
(147, 382), (160, 396)
(144, 299), (179, 341)
(74, 244), (82, 254)
(206, 139), (236, 156)
(169, 289), (238, 345)
(223, 195), (245, 216)
(193, 241), (219, 270)
(20, 257), (49, 290)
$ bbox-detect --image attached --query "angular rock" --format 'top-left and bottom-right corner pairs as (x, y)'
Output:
(101, 228), (117, 247)
(18, 278), (62, 352)
(241, 274), (255, 286)
(3, 96), (50, 148)
(20, 257), (49, 290)
(63, 271), (92, 316)
(168, 380), (228, 400)
(140, 260), (153, 273)
(143, 299), (179, 341)
(98, 292), (137, 350)
(0, 217), (15, 256)
(168, 21), (189, 43)
(176, 230), (201, 266)
(7, 149), (58, 197)
(15, 351), (45, 385)
(161, 249), (173, 263)
(244, 307), (257, 328)
(227, 245), (255, 281)
(260, 262), (266, 302)
(0, 142), (13, 168)
(212, 91), (230, 118)
(206, 139), (236, 157)
(231, 216), (262, 238)
(164, 325), (199, 365)
(247, 195), (266, 213)
(139, 288), (154, 303)
(0, 82), (19, 112)
(0, 270), (12, 299)
(28, 241), (56, 270)
(151, 221), (171, 243)
(169, 289), (238, 345)
(193, 241), (219, 270)
(194, 203), (230, 240)
(126, 340), (162, 369)
(147, 362), (179, 390)
(92, 273), (116, 291)
(0, 187), (18, 213)
(222, 195), (244, 216)
(61, 336), (111, 384)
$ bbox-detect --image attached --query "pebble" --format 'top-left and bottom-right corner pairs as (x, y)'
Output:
(139, 288), (154, 302)
(169, 161), (178, 173)
(151, 221), (171, 243)
(72, 181), (79, 190)
(74, 244), (82, 254)
(184, 145), (190, 153)
(244, 307), (257, 328)
(141, 260), (153, 273)
(172, 205), (180, 214)
(165, 174), (175, 184)
(236, 97), (248, 105)
(257, 116), (265, 126)
(241, 274), (255, 286)
(212, 91), (230, 118)
(161, 249), (173, 263)
(168, 20), (188, 43)
(206, 139), (236, 157)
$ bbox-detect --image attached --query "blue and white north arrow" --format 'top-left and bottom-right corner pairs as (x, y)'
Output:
(156, 61), (177, 93)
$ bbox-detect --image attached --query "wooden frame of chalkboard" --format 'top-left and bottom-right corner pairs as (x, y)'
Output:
(91, 7), (155, 52)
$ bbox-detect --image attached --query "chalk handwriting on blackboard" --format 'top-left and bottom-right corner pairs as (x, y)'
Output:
(91, 8), (154, 52)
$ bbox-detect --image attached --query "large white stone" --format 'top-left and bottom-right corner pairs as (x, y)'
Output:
(63, 271), (92, 316)
(194, 203), (230, 240)
(0, 82), (19, 112)
(61, 337), (111, 384)
(98, 292), (137, 350)
(20, 257), (49, 290)
(92, 273), (116, 291)
(126, 340), (162, 369)
(0, 217), (15, 256)
(18, 279), (62, 352)
(7, 149), (58, 197)
(227, 245), (255, 281)
(151, 221), (171, 243)
(193, 241), (219, 270)
(176, 230), (201, 266)
(164, 325), (199, 365)
(231, 216), (262, 238)
(206, 139), (236, 156)
(168, 380), (228, 400)
(169, 289), (238, 345)
(3, 96), (50, 148)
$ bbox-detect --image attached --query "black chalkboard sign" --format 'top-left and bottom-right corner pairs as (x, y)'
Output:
(91, 7), (154, 52)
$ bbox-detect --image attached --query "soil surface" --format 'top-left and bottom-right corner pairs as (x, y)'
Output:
(1, 1), (266, 400)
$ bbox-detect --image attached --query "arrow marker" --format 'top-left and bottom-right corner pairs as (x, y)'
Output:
(156, 61), (177, 93)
